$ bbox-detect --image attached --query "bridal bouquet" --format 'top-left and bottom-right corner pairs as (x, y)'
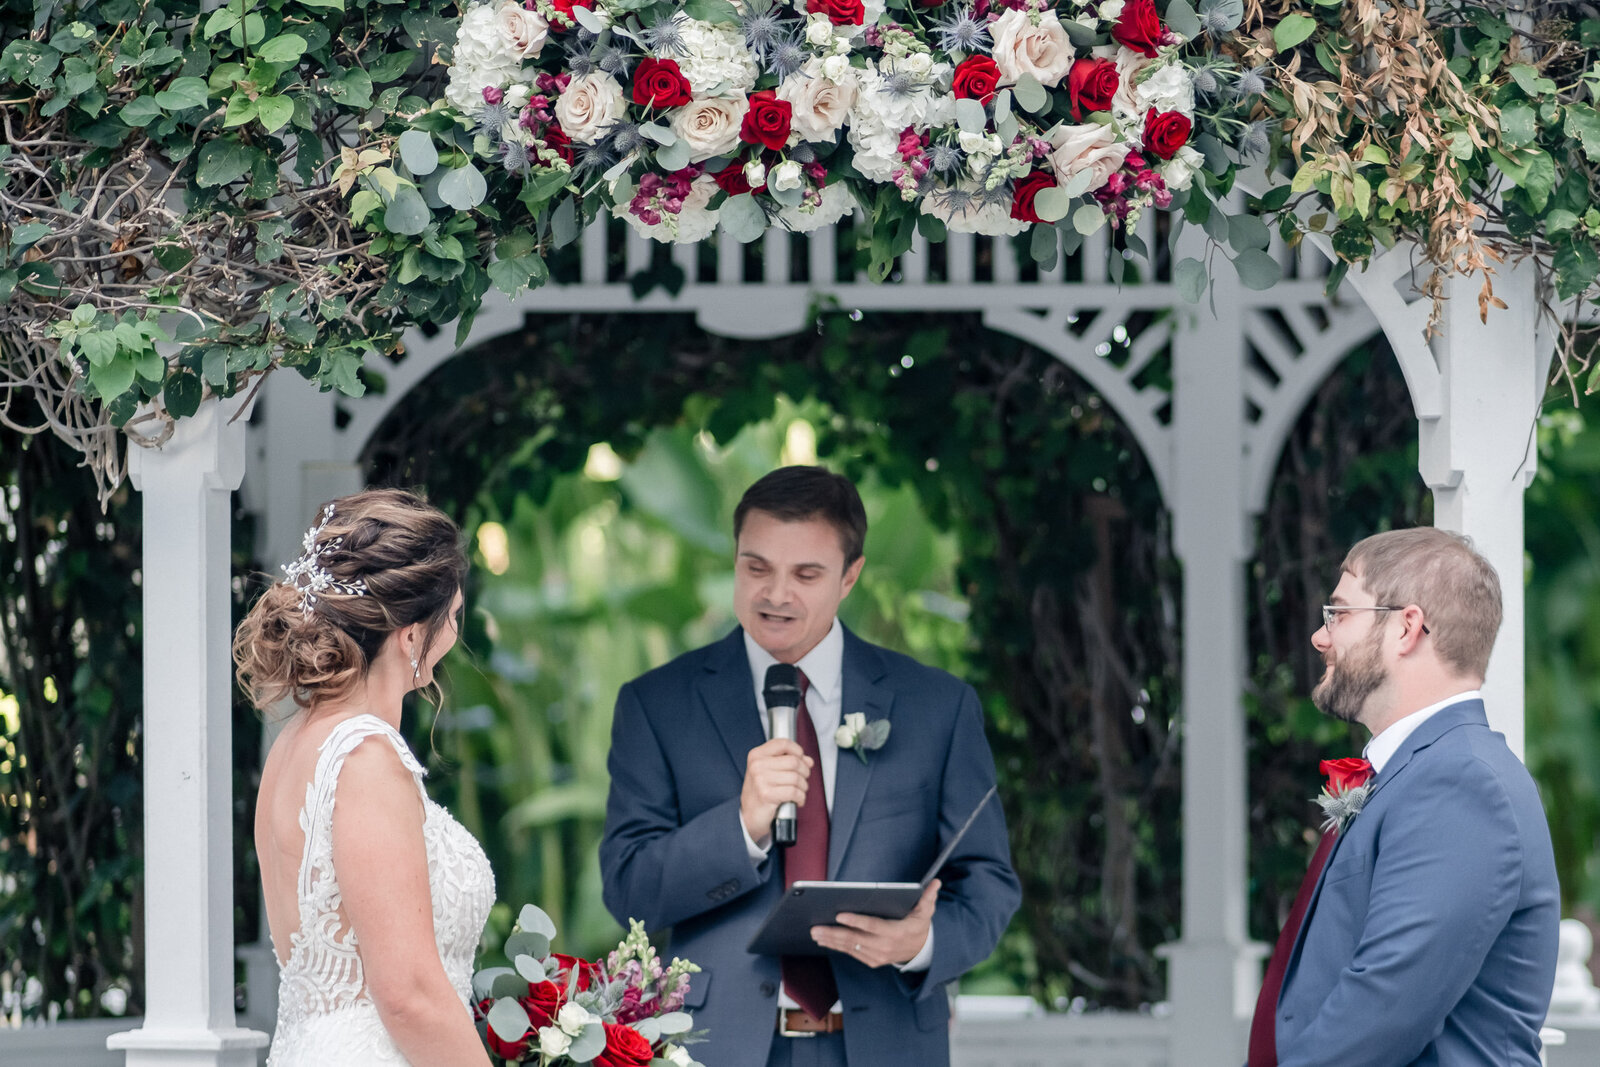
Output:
(474, 906), (705, 1066)
(433, 0), (1255, 244)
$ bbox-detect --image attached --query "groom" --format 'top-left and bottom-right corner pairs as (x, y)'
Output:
(600, 466), (1019, 1067)
(1254, 528), (1559, 1066)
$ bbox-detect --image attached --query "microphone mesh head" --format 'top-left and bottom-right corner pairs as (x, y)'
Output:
(763, 662), (801, 707)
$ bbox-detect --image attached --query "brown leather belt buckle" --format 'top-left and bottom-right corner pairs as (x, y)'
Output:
(778, 1007), (844, 1037)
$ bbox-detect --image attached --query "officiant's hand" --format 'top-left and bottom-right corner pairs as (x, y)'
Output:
(811, 879), (940, 968)
(739, 738), (813, 841)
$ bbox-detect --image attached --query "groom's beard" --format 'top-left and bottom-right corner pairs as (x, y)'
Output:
(1312, 627), (1387, 724)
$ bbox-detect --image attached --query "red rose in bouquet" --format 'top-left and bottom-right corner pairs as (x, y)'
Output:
(521, 979), (565, 1028)
(1113, 0), (1165, 58)
(541, 123), (574, 165)
(806, 0), (865, 25)
(1010, 170), (1057, 223)
(593, 1022), (656, 1067)
(478, 998), (533, 1060)
(713, 159), (757, 195)
(740, 91), (793, 151)
(548, 0), (594, 30)
(631, 58), (692, 108)
(1142, 108), (1191, 160)
(1320, 757), (1374, 794)
(1067, 58), (1118, 120)
(951, 56), (1001, 106)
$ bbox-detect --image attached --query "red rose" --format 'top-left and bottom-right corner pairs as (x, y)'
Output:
(1113, 0), (1165, 58)
(548, 0), (594, 30)
(631, 57), (692, 109)
(479, 998), (533, 1060)
(1320, 757), (1374, 794)
(550, 952), (602, 991)
(541, 123), (574, 165)
(713, 159), (756, 195)
(1142, 107), (1191, 160)
(521, 979), (565, 1028)
(806, 0), (864, 25)
(739, 90), (792, 151)
(593, 1023), (655, 1067)
(951, 55), (1001, 106)
(1066, 58), (1118, 121)
(1010, 170), (1057, 224)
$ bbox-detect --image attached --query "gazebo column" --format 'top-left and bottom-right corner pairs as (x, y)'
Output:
(1415, 263), (1543, 756)
(108, 396), (269, 1066)
(1158, 260), (1262, 1064)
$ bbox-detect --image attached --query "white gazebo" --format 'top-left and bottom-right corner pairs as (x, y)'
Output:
(60, 212), (1563, 1065)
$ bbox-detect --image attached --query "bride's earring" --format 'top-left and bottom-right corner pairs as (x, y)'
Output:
(410, 652), (420, 687)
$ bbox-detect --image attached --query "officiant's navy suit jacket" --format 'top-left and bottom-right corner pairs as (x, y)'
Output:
(599, 626), (1020, 1066)
(1276, 699), (1559, 1066)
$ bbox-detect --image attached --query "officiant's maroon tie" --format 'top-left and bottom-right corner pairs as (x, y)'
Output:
(1248, 760), (1374, 1067)
(781, 670), (838, 1020)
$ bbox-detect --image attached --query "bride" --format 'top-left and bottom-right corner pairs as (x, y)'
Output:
(235, 489), (494, 1065)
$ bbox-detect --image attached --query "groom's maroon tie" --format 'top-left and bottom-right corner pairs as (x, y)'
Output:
(781, 670), (838, 1021)
(1247, 758), (1373, 1067)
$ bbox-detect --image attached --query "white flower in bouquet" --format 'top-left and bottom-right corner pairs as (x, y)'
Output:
(920, 181), (1027, 237)
(496, 0), (550, 60)
(445, 64), (520, 115)
(557, 1002), (599, 1035)
(1047, 122), (1130, 194)
(958, 129), (1003, 171)
(538, 1025), (573, 1057)
(820, 53), (851, 83)
(617, 173), (721, 244)
(1160, 143), (1205, 191)
(744, 159), (768, 187)
(777, 181), (855, 233)
(989, 9), (1075, 89)
(672, 17), (760, 95)
(769, 159), (804, 193)
(665, 1046), (693, 1067)
(1110, 46), (1153, 128)
(1098, 0), (1127, 22)
(671, 95), (748, 161)
(1134, 60), (1195, 119)
(778, 58), (857, 143)
(805, 15), (833, 46)
(555, 71), (626, 143)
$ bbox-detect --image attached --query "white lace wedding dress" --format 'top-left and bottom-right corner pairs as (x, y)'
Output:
(268, 714), (495, 1065)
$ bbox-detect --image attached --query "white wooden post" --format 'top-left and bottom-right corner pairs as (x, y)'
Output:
(107, 396), (269, 1066)
(1416, 263), (1544, 756)
(1157, 247), (1262, 1064)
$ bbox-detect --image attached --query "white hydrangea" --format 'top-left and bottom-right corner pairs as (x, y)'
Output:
(444, 2), (525, 114)
(445, 63), (520, 115)
(919, 181), (1027, 237)
(1135, 60), (1196, 119)
(672, 17), (760, 95)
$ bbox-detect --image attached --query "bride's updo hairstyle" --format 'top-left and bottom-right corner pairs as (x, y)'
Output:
(233, 488), (467, 713)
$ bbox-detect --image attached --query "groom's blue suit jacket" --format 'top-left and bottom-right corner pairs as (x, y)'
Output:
(1276, 699), (1559, 1066)
(599, 627), (1020, 1066)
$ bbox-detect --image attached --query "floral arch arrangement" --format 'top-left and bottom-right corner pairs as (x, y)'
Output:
(2, 0), (1599, 502)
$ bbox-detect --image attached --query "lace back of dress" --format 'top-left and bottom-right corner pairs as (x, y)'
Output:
(282, 714), (428, 1016)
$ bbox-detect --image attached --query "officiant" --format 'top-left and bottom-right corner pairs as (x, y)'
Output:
(599, 466), (1020, 1067)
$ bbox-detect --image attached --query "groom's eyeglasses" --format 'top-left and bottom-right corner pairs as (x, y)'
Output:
(1321, 605), (1431, 635)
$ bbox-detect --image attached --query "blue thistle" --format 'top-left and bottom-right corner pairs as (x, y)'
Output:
(476, 101), (513, 135)
(501, 140), (533, 174)
(933, 9), (990, 55)
(1241, 119), (1271, 157)
(1198, 6), (1233, 37)
(1191, 67), (1219, 95)
(789, 141), (817, 164)
(929, 142), (963, 174)
(1234, 66), (1270, 98)
(935, 184), (978, 217)
(565, 39), (599, 77)
(643, 16), (688, 56)
(571, 139), (620, 180)
(606, 121), (645, 156)
(598, 43), (632, 77)
(879, 69), (928, 99)
(766, 38), (808, 81)
(740, 3), (788, 59)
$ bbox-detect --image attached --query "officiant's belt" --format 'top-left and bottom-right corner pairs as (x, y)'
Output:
(778, 1008), (845, 1036)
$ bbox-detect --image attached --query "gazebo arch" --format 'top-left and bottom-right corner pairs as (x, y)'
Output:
(103, 214), (1547, 1067)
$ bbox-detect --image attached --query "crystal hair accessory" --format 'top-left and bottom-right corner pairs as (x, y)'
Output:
(281, 504), (368, 615)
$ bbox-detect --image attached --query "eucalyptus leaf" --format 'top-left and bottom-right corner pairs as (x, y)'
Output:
(398, 130), (439, 176)
(1198, 0), (1245, 33)
(1011, 73), (1048, 114)
(770, 181), (804, 208)
(437, 162), (488, 210)
(505, 930), (551, 961)
(514, 953), (548, 983)
(633, 1018), (662, 1043)
(1030, 220), (1058, 267)
(1174, 256), (1208, 303)
(1226, 213), (1271, 252)
(518, 904), (559, 940)
(1073, 203), (1107, 235)
(383, 186), (431, 235)
(993, 89), (1011, 125)
(654, 137), (692, 173)
(860, 719), (890, 748)
(955, 97), (987, 136)
(1232, 249), (1283, 290)
(1031, 186), (1070, 224)
(638, 122), (676, 145)
(655, 1011), (694, 1035)
(1164, 0), (1202, 39)
(573, 5), (607, 33)
(567, 1021), (607, 1062)
(492, 971), (531, 998)
(1060, 168), (1095, 199)
(996, 114), (1018, 145)
(487, 997), (532, 1043)
(552, 197), (580, 248)
(718, 193), (768, 243)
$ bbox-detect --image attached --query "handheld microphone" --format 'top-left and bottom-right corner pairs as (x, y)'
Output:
(762, 663), (802, 847)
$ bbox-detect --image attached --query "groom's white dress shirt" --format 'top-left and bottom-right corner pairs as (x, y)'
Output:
(1363, 689), (1482, 773)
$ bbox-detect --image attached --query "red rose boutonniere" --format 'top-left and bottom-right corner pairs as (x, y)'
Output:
(1315, 757), (1374, 834)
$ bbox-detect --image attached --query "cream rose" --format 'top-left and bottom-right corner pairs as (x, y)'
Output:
(1048, 122), (1130, 194)
(990, 9), (1075, 89)
(1111, 46), (1153, 126)
(554, 72), (625, 144)
(777, 60), (857, 143)
(670, 95), (748, 161)
(496, 0), (549, 60)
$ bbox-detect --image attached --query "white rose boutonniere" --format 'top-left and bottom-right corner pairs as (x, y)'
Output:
(834, 712), (890, 763)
